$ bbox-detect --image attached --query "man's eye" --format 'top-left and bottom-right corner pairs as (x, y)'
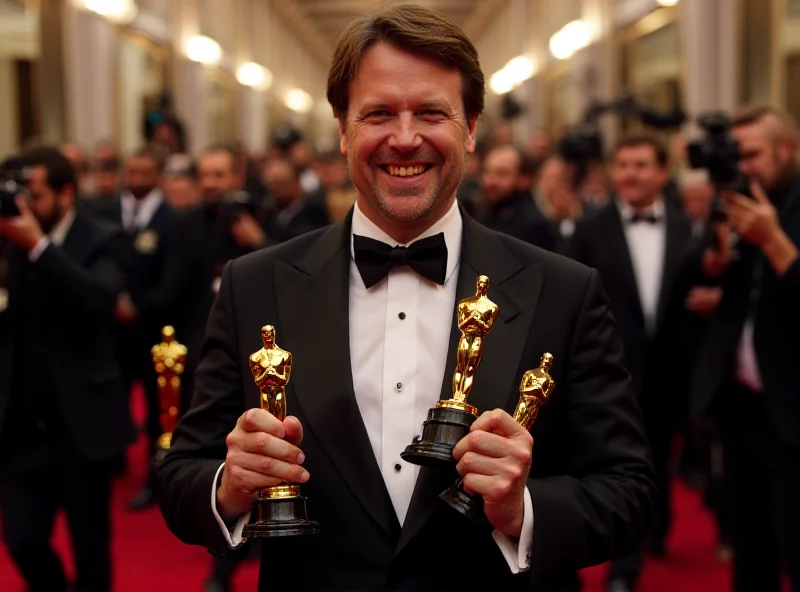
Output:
(366, 111), (391, 118)
(421, 110), (445, 118)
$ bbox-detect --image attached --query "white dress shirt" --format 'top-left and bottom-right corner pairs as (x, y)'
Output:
(121, 188), (163, 231)
(618, 200), (667, 335)
(211, 199), (533, 573)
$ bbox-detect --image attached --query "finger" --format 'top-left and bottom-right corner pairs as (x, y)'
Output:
(455, 450), (508, 478)
(453, 429), (520, 461)
(227, 450), (309, 484)
(283, 416), (304, 447)
(14, 196), (31, 216)
(749, 180), (770, 205)
(461, 473), (514, 502)
(470, 408), (526, 438)
(223, 463), (280, 494)
(228, 430), (304, 464)
(238, 408), (284, 437)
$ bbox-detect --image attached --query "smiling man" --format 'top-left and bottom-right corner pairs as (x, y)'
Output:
(158, 6), (655, 591)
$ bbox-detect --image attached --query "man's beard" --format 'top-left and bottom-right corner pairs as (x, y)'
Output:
(38, 205), (63, 234)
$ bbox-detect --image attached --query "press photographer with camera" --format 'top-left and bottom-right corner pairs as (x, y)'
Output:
(689, 105), (800, 592)
(0, 147), (134, 591)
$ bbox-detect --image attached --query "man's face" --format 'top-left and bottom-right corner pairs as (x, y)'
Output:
(164, 176), (200, 210)
(93, 170), (119, 196)
(681, 181), (714, 221)
(734, 120), (793, 192)
(340, 42), (477, 236)
(611, 145), (667, 208)
(265, 161), (302, 205)
(28, 165), (68, 233)
(198, 152), (239, 203)
(125, 155), (160, 199)
(481, 146), (522, 205)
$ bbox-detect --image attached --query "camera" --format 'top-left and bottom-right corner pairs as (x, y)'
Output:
(557, 124), (604, 189)
(218, 190), (258, 219)
(0, 156), (30, 217)
(686, 112), (750, 195)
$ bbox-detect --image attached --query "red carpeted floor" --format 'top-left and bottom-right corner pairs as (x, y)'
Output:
(0, 388), (732, 591)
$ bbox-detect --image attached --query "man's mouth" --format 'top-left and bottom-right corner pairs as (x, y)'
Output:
(379, 164), (433, 178)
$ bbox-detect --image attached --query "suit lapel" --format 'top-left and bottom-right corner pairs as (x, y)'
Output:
(274, 216), (401, 540)
(606, 205), (645, 324)
(655, 206), (687, 328)
(396, 213), (544, 556)
(60, 213), (96, 265)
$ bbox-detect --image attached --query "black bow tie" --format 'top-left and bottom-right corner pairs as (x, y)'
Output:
(629, 212), (659, 224)
(353, 233), (448, 289)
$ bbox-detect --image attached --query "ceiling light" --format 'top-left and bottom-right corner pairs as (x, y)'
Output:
(84, 0), (138, 24)
(549, 20), (592, 60)
(284, 88), (313, 113)
(186, 35), (222, 65)
(236, 62), (273, 89)
(657, 0), (679, 5)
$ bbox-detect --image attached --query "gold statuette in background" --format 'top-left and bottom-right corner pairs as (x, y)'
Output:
(242, 325), (319, 538)
(440, 353), (556, 523)
(402, 275), (499, 467)
(152, 326), (187, 455)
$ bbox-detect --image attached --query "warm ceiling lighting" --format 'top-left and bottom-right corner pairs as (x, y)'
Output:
(84, 0), (138, 24)
(284, 88), (313, 113)
(186, 35), (222, 65)
(489, 55), (537, 95)
(549, 20), (592, 60)
(657, 0), (679, 5)
(236, 62), (273, 89)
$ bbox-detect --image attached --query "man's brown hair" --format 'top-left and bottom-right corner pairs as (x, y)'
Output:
(326, 4), (485, 122)
(732, 104), (799, 143)
(613, 133), (669, 167)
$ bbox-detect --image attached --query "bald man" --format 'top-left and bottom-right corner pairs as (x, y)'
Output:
(690, 105), (800, 592)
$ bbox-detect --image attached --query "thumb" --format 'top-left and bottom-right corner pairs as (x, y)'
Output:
(749, 180), (770, 205)
(283, 415), (304, 447)
(14, 196), (32, 217)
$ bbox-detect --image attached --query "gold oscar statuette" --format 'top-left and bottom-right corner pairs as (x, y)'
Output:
(440, 353), (556, 522)
(401, 275), (499, 467)
(241, 325), (319, 538)
(152, 326), (187, 461)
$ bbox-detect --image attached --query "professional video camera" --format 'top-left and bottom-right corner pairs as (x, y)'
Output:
(218, 190), (259, 219)
(686, 111), (750, 195)
(557, 124), (604, 189)
(0, 156), (30, 217)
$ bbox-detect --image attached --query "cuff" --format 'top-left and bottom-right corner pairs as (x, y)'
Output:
(28, 237), (51, 262)
(492, 486), (534, 574)
(211, 462), (251, 549)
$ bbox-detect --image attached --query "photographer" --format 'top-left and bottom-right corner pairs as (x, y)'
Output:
(0, 147), (134, 591)
(690, 105), (800, 592)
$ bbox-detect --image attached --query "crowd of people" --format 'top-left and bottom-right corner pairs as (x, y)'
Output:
(0, 6), (798, 592)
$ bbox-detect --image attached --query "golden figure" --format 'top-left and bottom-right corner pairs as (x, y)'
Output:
(438, 275), (499, 415)
(152, 326), (188, 450)
(249, 325), (292, 421)
(514, 353), (556, 430)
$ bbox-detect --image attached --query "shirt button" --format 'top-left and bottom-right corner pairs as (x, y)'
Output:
(398, 312), (406, 320)
(395, 382), (403, 392)
(394, 463), (402, 472)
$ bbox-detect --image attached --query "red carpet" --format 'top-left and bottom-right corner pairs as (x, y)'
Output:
(0, 388), (731, 591)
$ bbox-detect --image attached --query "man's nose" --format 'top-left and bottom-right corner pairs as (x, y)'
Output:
(387, 112), (423, 152)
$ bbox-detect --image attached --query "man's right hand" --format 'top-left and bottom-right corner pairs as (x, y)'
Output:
(702, 222), (732, 278)
(216, 409), (308, 522)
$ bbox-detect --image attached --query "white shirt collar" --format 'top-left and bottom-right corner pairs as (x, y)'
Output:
(350, 198), (462, 284)
(618, 197), (665, 222)
(121, 187), (163, 228)
(49, 207), (76, 247)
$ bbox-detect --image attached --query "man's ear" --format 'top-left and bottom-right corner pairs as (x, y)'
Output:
(465, 116), (478, 153)
(339, 119), (348, 157)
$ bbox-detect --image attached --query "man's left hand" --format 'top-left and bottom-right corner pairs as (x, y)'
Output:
(722, 181), (781, 248)
(230, 213), (266, 249)
(452, 409), (532, 538)
(0, 196), (45, 252)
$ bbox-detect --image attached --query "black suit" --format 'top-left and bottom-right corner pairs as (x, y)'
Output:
(0, 211), (135, 591)
(264, 196), (330, 244)
(690, 182), (800, 591)
(569, 201), (694, 582)
(86, 195), (177, 446)
(158, 209), (656, 591)
(477, 190), (558, 252)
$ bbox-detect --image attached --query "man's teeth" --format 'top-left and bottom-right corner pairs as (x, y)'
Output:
(387, 165), (426, 177)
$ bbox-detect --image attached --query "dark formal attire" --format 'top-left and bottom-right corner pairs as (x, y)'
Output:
(86, 190), (177, 448)
(690, 180), (800, 592)
(158, 203), (656, 591)
(477, 190), (558, 252)
(570, 199), (695, 586)
(0, 211), (135, 591)
(263, 195), (329, 244)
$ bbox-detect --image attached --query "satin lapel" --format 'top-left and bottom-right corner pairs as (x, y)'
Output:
(655, 206), (688, 328)
(274, 217), (400, 540)
(396, 214), (544, 556)
(605, 205), (645, 324)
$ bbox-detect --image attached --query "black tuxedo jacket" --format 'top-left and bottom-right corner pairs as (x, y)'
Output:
(158, 210), (656, 591)
(569, 202), (695, 411)
(86, 195), (177, 326)
(0, 212), (135, 459)
(477, 190), (558, 253)
(264, 196), (330, 244)
(690, 183), (800, 452)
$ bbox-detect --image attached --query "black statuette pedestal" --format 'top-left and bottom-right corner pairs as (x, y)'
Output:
(401, 406), (476, 467)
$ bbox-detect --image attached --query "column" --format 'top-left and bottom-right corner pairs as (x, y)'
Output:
(38, 0), (68, 143)
(680, 0), (721, 129)
(717, 0), (739, 112)
(238, 87), (266, 153)
(170, 0), (208, 155)
(62, 2), (116, 147)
